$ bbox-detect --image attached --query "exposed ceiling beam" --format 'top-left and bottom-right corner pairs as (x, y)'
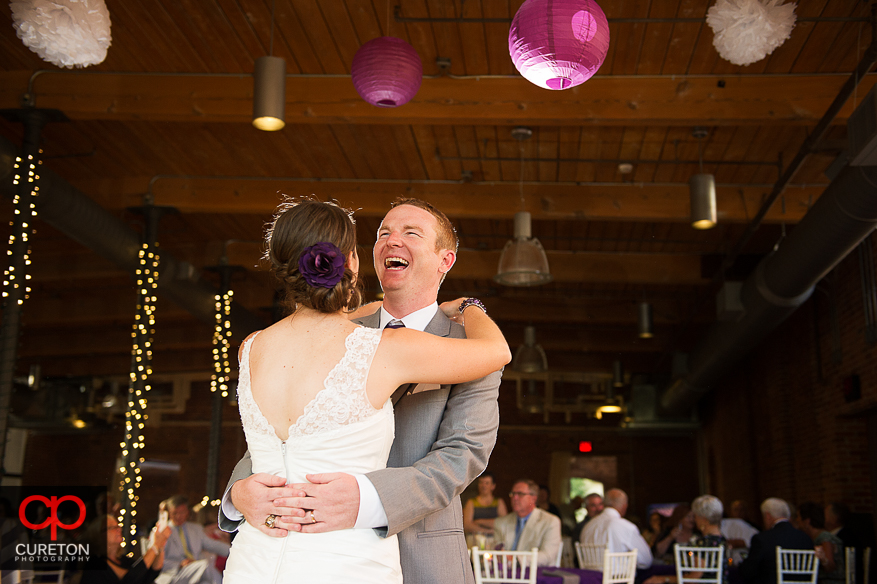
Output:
(81, 177), (823, 223)
(2, 72), (873, 126)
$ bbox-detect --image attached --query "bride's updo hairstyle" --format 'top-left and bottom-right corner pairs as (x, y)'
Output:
(266, 198), (363, 315)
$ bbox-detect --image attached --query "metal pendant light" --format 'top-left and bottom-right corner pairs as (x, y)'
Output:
(252, 0), (285, 131)
(496, 211), (553, 286)
(496, 127), (553, 286)
(690, 128), (716, 229)
(513, 325), (548, 372)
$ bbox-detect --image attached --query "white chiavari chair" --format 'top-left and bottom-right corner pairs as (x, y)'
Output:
(675, 545), (724, 584)
(472, 547), (539, 584)
(776, 548), (819, 584)
(602, 550), (637, 584)
(846, 547), (856, 584)
(575, 541), (606, 570)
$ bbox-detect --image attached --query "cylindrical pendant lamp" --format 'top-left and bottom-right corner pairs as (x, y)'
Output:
(612, 360), (624, 388)
(638, 302), (654, 339)
(690, 173), (717, 230)
(252, 56), (286, 131)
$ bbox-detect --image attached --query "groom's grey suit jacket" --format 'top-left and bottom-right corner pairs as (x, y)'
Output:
(219, 309), (502, 584)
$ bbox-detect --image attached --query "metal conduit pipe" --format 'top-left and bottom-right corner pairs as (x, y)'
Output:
(661, 164), (877, 414)
(0, 135), (266, 340)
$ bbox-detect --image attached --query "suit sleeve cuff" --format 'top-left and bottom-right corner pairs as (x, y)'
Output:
(353, 474), (388, 529)
(221, 483), (243, 522)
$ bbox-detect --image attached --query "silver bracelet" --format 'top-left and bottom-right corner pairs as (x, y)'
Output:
(459, 298), (487, 315)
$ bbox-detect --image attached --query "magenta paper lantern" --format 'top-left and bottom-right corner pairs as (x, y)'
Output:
(509, 0), (610, 90)
(351, 37), (423, 107)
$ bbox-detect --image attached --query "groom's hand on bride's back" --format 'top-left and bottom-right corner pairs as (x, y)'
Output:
(280, 472), (360, 533)
(231, 472), (308, 537)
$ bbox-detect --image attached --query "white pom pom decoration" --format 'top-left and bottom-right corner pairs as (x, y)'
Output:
(706, 0), (796, 66)
(11, 0), (112, 69)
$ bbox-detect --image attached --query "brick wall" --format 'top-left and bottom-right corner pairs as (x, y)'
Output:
(700, 240), (877, 517)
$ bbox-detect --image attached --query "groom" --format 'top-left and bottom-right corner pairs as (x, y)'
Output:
(219, 198), (503, 583)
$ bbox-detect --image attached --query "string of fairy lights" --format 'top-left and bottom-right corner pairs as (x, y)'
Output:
(211, 289), (234, 398)
(4, 153), (40, 306)
(5, 140), (236, 549)
(118, 239), (160, 556)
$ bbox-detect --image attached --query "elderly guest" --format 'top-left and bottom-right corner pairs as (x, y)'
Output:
(580, 488), (652, 569)
(644, 495), (732, 584)
(493, 479), (562, 567)
(738, 498), (813, 584)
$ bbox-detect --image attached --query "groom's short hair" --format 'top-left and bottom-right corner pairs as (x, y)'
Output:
(390, 197), (458, 254)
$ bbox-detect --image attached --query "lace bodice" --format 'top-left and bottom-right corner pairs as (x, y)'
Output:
(237, 326), (384, 441)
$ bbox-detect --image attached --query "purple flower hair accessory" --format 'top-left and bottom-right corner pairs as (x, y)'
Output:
(298, 242), (346, 288)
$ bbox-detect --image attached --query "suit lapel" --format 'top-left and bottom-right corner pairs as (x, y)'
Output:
(354, 311), (381, 330)
(424, 310), (452, 338)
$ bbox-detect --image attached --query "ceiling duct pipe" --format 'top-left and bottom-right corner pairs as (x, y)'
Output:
(661, 163), (877, 414)
(0, 135), (265, 340)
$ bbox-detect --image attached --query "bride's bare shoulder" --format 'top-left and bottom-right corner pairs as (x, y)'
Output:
(237, 330), (263, 360)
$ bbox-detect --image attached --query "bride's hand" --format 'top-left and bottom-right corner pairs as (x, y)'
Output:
(440, 298), (466, 324)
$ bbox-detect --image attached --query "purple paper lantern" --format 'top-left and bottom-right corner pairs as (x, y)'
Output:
(351, 37), (423, 107)
(509, 0), (610, 90)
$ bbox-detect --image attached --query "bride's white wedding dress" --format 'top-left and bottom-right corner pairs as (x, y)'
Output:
(222, 326), (402, 584)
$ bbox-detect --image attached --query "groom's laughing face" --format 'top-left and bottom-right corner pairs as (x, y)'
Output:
(374, 204), (453, 298)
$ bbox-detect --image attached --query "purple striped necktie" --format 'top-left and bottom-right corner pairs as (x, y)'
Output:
(385, 319), (405, 329)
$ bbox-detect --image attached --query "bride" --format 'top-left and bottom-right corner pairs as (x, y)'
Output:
(222, 199), (510, 583)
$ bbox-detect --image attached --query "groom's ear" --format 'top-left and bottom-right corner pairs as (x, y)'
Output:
(438, 249), (456, 274)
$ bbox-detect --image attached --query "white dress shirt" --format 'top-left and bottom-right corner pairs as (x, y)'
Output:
(580, 507), (653, 569)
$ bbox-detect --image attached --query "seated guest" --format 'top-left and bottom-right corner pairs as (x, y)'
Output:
(738, 498), (813, 584)
(580, 488), (652, 569)
(572, 493), (604, 544)
(798, 502), (844, 584)
(156, 496), (230, 584)
(537, 485), (562, 518)
(721, 499), (760, 564)
(652, 503), (698, 564)
(81, 515), (171, 584)
(494, 479), (562, 566)
(642, 511), (664, 547)
(464, 471), (508, 535)
(643, 495), (732, 584)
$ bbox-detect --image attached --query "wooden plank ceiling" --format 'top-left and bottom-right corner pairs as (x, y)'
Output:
(0, 0), (871, 388)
